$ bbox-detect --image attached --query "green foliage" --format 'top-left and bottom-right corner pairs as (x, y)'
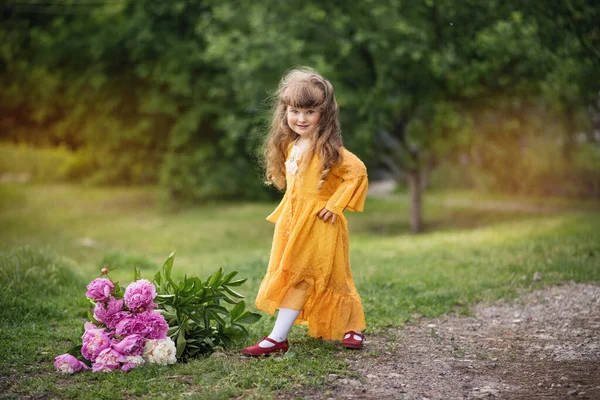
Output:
(1, 0), (599, 202)
(152, 252), (261, 360)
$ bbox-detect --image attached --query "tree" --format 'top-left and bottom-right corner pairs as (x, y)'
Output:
(199, 0), (558, 232)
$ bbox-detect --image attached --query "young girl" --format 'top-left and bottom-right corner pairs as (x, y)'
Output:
(242, 67), (368, 356)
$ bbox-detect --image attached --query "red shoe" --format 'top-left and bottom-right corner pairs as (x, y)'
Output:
(242, 337), (289, 357)
(341, 331), (365, 349)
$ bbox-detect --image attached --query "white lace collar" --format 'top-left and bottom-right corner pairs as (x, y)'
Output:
(285, 145), (301, 175)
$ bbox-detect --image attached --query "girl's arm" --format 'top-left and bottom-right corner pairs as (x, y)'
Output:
(325, 149), (368, 216)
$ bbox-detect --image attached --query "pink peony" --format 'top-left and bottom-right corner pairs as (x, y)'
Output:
(84, 321), (98, 332)
(112, 334), (145, 356)
(86, 278), (114, 302)
(92, 348), (126, 372)
(81, 328), (111, 361)
(124, 279), (157, 312)
(54, 353), (89, 374)
(93, 298), (125, 329)
(138, 311), (169, 339)
(115, 314), (146, 337)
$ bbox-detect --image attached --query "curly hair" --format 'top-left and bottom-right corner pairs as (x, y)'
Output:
(263, 67), (343, 190)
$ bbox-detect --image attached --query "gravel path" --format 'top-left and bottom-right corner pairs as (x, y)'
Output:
(311, 283), (600, 399)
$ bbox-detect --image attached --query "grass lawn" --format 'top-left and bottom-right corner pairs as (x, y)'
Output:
(1, 183), (599, 399)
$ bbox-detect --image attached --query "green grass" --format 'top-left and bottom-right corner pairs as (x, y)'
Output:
(1, 183), (599, 399)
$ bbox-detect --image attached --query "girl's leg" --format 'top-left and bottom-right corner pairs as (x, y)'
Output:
(259, 280), (310, 347)
(258, 308), (301, 348)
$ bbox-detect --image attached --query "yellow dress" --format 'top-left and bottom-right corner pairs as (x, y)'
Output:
(255, 144), (368, 340)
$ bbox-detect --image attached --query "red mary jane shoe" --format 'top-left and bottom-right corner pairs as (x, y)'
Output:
(242, 337), (289, 357)
(341, 331), (365, 349)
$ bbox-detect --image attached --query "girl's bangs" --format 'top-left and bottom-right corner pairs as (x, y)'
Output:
(281, 82), (324, 109)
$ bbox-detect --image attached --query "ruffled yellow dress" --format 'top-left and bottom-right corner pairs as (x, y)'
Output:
(255, 144), (368, 340)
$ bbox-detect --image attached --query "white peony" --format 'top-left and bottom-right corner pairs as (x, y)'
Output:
(143, 337), (177, 365)
(125, 355), (145, 367)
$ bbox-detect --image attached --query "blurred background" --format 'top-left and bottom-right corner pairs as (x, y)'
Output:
(1, 0), (599, 269)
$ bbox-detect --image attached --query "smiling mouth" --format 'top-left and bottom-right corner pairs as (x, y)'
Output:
(297, 125), (309, 128)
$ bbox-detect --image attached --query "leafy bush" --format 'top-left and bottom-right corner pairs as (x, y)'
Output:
(151, 253), (261, 360)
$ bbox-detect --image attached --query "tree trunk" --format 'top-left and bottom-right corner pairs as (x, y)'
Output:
(405, 169), (423, 233)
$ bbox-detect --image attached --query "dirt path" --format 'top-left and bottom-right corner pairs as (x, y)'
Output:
(302, 283), (600, 399)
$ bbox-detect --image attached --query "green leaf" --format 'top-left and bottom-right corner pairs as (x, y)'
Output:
(225, 278), (247, 287)
(223, 324), (246, 341)
(223, 286), (244, 299)
(207, 268), (223, 287)
(133, 265), (141, 281)
(221, 270), (238, 284)
(221, 296), (238, 305)
(204, 337), (215, 348)
(162, 304), (177, 314)
(163, 251), (176, 282)
(202, 294), (226, 303)
(176, 327), (187, 358)
(206, 309), (226, 326)
(205, 304), (229, 315)
(235, 311), (262, 325)
(156, 294), (175, 299)
(87, 309), (101, 325)
(229, 300), (245, 320)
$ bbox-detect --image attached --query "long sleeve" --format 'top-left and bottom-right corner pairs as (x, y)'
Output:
(326, 149), (368, 215)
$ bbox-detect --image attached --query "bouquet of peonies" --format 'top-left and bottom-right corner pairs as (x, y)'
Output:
(55, 253), (261, 374)
(55, 270), (176, 373)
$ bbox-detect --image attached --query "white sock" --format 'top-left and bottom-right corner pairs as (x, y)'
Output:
(343, 331), (363, 341)
(258, 308), (300, 348)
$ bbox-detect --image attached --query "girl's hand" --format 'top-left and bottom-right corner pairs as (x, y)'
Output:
(317, 208), (337, 225)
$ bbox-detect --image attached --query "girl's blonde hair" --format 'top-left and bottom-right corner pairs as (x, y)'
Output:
(263, 67), (343, 190)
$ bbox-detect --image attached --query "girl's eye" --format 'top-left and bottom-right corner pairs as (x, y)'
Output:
(308, 110), (314, 114)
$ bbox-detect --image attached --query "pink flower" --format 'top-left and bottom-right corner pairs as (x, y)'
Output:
(112, 334), (145, 356)
(124, 279), (157, 312)
(93, 298), (125, 329)
(54, 353), (89, 374)
(86, 278), (114, 302)
(84, 321), (98, 332)
(138, 311), (169, 339)
(92, 348), (126, 372)
(81, 328), (111, 361)
(124, 279), (156, 312)
(115, 314), (146, 337)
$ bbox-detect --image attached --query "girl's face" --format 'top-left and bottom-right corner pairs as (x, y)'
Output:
(286, 106), (321, 138)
